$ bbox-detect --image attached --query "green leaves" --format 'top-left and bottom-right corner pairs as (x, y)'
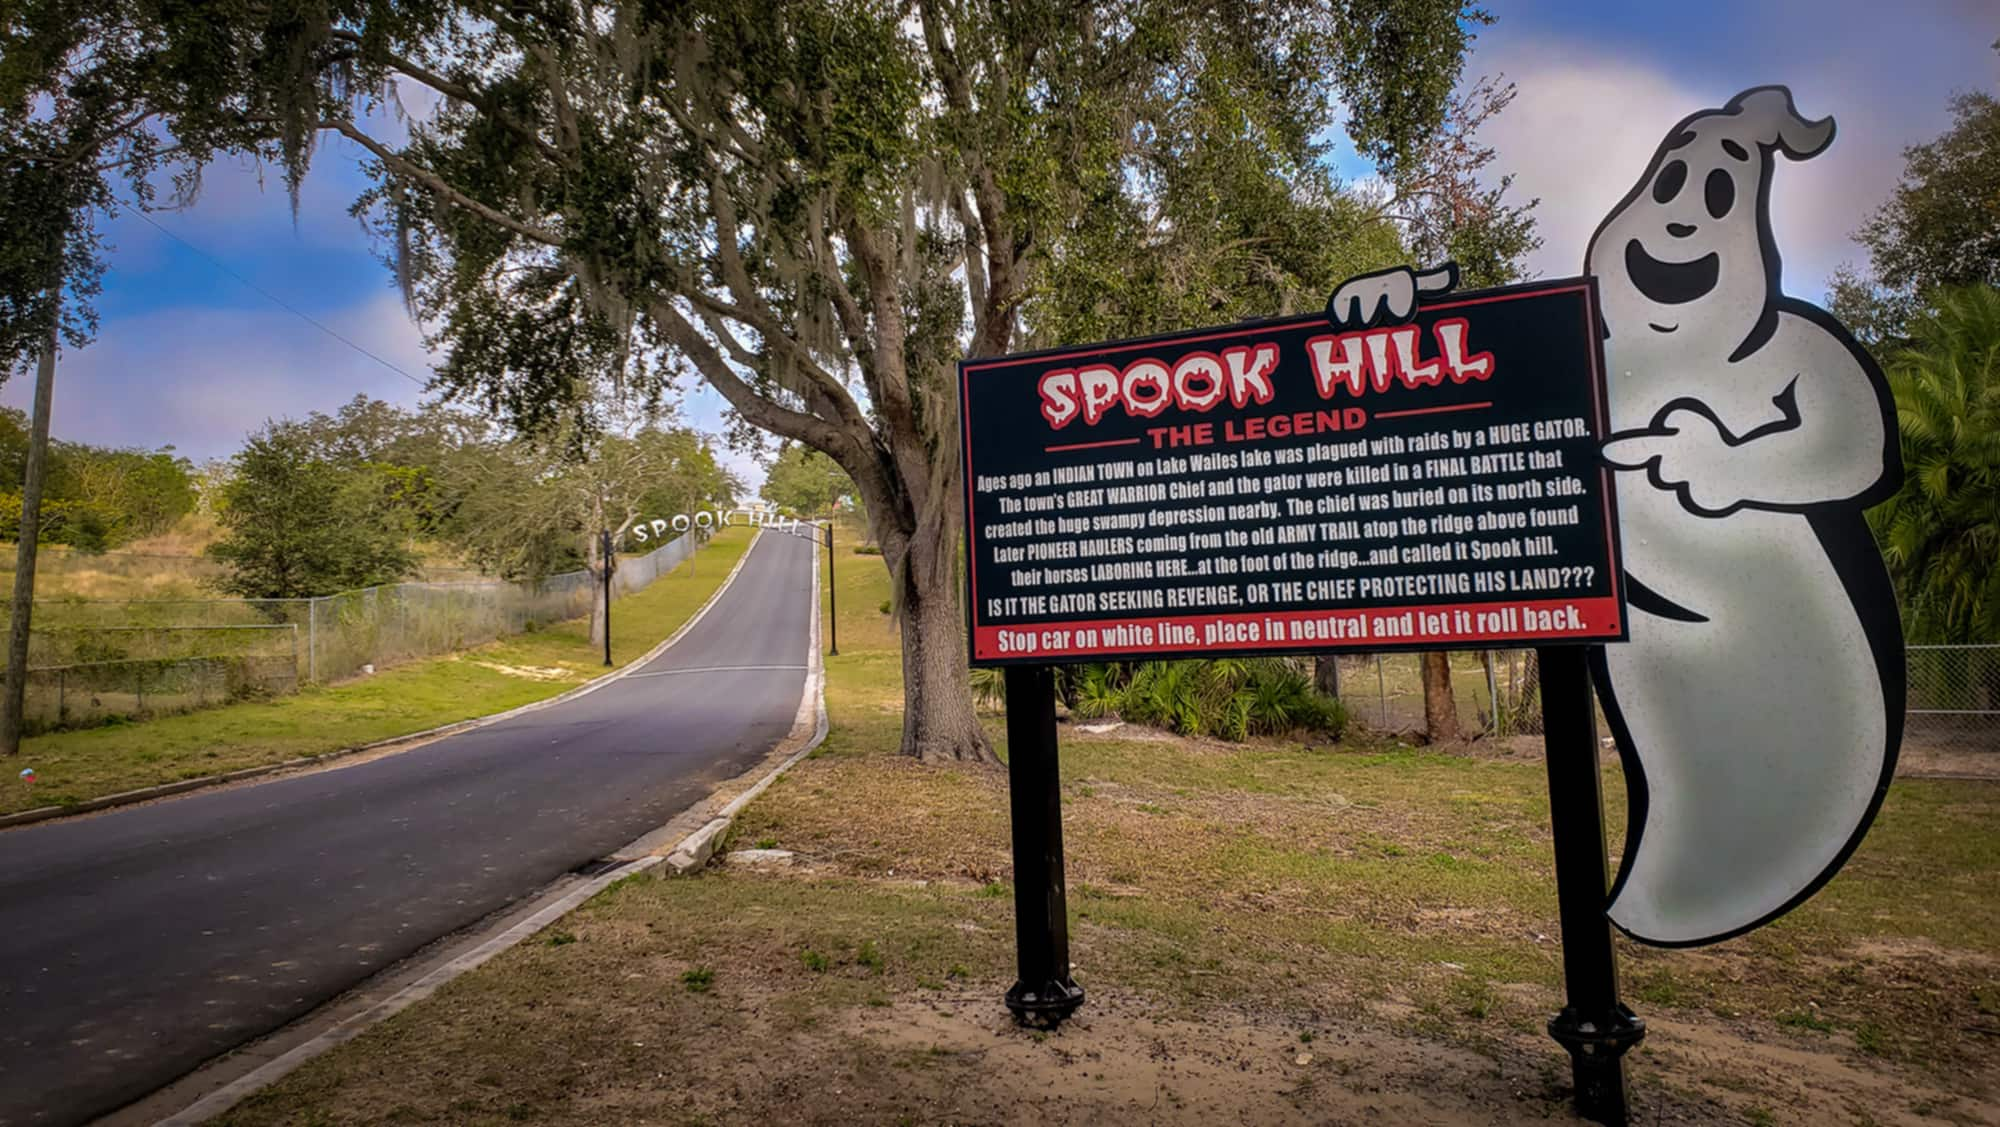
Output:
(1062, 657), (1346, 741)
(760, 441), (850, 516)
(1871, 285), (2000, 642)
(1862, 88), (2000, 297)
(205, 422), (420, 599)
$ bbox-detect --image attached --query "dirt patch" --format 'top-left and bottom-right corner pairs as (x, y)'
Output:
(467, 660), (585, 682)
(1896, 742), (2000, 780)
(820, 990), (1582, 1125)
(1643, 1015), (1998, 1126)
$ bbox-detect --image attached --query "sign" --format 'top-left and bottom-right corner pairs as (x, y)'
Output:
(958, 277), (1626, 666)
(627, 507), (821, 544)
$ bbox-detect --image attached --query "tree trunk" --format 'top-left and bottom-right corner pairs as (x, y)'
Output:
(589, 582), (608, 650)
(1420, 651), (1459, 744)
(887, 519), (997, 766)
(1314, 654), (1340, 697)
(3, 304), (58, 754)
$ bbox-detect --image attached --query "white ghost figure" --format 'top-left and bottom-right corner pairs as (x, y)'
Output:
(1586, 86), (1904, 946)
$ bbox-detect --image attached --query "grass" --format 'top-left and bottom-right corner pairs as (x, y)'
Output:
(204, 514), (2000, 1124)
(0, 527), (755, 816)
(0, 520), (225, 602)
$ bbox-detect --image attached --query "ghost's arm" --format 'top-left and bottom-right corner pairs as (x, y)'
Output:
(1600, 317), (1892, 515)
(1716, 321), (1891, 510)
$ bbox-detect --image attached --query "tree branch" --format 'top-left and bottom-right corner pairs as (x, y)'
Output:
(323, 119), (563, 246)
(647, 295), (863, 467)
(327, 30), (570, 166)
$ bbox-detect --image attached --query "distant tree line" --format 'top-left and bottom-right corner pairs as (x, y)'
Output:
(207, 396), (741, 623)
(1832, 64), (2000, 645)
(0, 408), (195, 550)
(759, 442), (855, 518)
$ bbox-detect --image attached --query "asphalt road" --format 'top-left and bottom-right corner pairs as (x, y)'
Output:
(0, 529), (815, 1126)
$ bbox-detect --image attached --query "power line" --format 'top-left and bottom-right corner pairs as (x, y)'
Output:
(126, 208), (428, 388)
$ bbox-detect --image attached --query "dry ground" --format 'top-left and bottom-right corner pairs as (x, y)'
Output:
(211, 528), (2000, 1127)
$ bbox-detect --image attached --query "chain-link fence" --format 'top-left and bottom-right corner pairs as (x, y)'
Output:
(1326, 650), (1545, 739)
(19, 654), (302, 731)
(6, 529), (706, 734)
(1906, 644), (2000, 756)
(1337, 644), (2000, 755)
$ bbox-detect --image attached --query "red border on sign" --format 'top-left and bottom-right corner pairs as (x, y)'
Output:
(958, 277), (1625, 666)
(972, 597), (1623, 662)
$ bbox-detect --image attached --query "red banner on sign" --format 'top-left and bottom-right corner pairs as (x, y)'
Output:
(972, 596), (1623, 662)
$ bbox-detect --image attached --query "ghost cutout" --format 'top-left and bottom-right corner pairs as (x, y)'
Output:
(1324, 86), (1904, 948)
(1586, 86), (1903, 946)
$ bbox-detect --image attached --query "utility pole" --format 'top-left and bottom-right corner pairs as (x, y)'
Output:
(3, 274), (59, 755)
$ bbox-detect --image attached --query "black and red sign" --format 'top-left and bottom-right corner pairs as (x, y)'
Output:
(958, 277), (1626, 666)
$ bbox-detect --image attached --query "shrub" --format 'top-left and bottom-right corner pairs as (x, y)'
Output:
(969, 666), (1005, 711)
(1056, 658), (1345, 742)
(1069, 664), (1123, 720)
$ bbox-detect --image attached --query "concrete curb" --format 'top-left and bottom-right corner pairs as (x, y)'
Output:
(1, 531), (764, 832)
(140, 527), (831, 1125)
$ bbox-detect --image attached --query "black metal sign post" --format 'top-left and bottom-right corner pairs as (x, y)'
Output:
(600, 528), (613, 667)
(824, 521), (838, 657)
(1001, 664), (1083, 1026)
(1538, 645), (1643, 1125)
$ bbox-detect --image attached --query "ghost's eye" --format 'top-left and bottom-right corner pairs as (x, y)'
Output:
(1652, 160), (1688, 204)
(1705, 169), (1735, 219)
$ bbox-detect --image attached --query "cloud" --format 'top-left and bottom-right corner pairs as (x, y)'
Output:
(1472, 32), (1981, 299)
(3, 295), (434, 461)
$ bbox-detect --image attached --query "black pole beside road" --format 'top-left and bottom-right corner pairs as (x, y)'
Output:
(1001, 664), (1084, 1027)
(825, 520), (838, 657)
(1537, 645), (1644, 1125)
(601, 528), (613, 667)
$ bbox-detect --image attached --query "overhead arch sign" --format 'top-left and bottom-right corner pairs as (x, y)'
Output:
(958, 277), (1628, 665)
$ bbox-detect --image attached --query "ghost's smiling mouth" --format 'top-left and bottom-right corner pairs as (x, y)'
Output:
(1625, 239), (1720, 305)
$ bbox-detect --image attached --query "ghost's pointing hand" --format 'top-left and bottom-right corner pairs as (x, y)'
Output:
(1603, 407), (1745, 516)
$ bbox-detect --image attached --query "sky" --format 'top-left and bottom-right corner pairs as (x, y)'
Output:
(9, 1), (1996, 492)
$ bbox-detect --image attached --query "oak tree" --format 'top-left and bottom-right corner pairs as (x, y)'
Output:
(20, 0), (1496, 762)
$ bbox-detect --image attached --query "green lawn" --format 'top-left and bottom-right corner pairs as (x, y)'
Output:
(1, 527), (756, 816)
(204, 522), (2000, 1125)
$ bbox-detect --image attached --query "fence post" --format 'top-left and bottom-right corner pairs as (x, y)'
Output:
(57, 669), (64, 727)
(308, 599), (318, 684)
(135, 663), (144, 715)
(1375, 655), (1388, 729)
(1486, 651), (1501, 736)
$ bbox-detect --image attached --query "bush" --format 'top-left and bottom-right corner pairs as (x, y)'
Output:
(1059, 658), (1345, 742)
(969, 666), (1005, 711)
(0, 492), (124, 551)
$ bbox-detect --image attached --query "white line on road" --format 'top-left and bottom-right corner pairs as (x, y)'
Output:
(624, 664), (808, 678)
